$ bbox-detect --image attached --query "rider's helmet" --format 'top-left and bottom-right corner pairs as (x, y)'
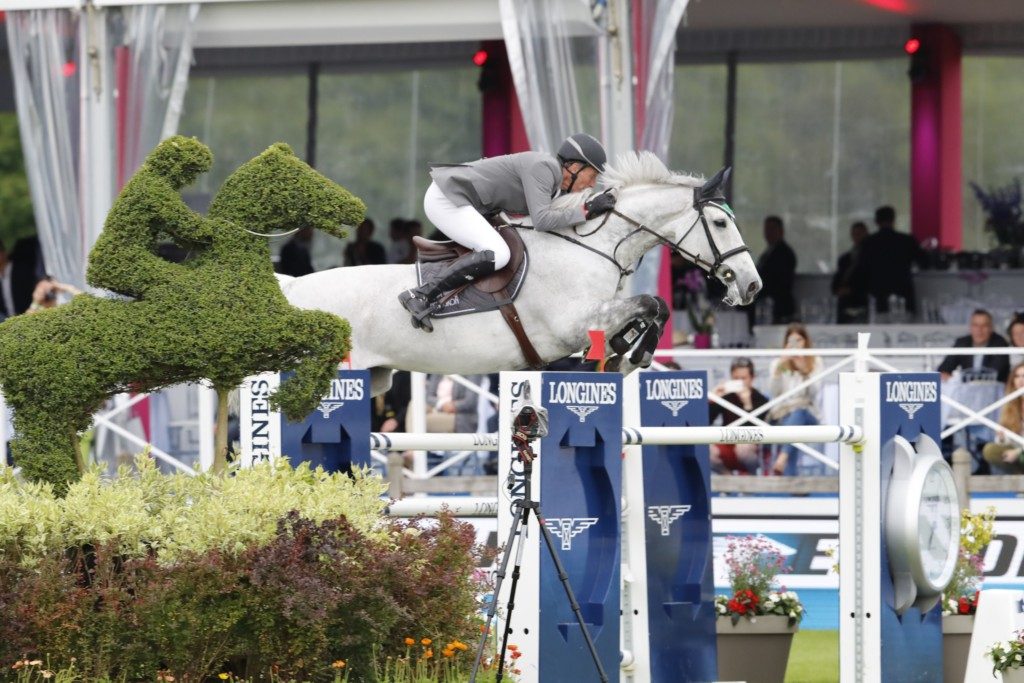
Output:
(557, 133), (607, 172)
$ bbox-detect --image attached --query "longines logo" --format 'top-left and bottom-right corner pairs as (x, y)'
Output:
(899, 403), (923, 419)
(543, 517), (599, 551)
(317, 402), (344, 418)
(547, 381), (617, 405)
(647, 505), (690, 536)
(645, 377), (703, 400)
(567, 405), (599, 422)
(660, 400), (689, 417)
(885, 381), (935, 420)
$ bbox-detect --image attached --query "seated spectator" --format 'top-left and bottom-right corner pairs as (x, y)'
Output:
(938, 309), (1009, 383)
(767, 323), (822, 475)
(372, 370), (410, 433)
(982, 362), (1024, 474)
(344, 218), (387, 266)
(709, 357), (769, 474)
(1008, 313), (1024, 368)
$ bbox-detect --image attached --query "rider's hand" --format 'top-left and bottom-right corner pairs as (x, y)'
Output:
(584, 193), (616, 220)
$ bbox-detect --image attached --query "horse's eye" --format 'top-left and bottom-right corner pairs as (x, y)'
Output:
(714, 219), (727, 228)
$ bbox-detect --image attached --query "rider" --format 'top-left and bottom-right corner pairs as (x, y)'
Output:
(398, 133), (618, 331)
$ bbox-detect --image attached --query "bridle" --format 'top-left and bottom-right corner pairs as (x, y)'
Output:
(536, 188), (750, 286)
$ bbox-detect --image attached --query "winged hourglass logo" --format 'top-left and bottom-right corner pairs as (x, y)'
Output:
(567, 405), (599, 422)
(317, 402), (344, 418)
(543, 517), (599, 550)
(899, 403), (923, 420)
(660, 400), (689, 417)
(647, 505), (691, 536)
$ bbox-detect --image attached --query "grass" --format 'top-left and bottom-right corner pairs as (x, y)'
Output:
(785, 630), (839, 683)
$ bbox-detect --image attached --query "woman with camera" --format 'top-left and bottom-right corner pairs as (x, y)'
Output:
(26, 278), (80, 314)
(767, 323), (822, 475)
(982, 362), (1024, 474)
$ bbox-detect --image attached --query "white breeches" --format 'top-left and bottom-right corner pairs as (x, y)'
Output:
(423, 182), (511, 269)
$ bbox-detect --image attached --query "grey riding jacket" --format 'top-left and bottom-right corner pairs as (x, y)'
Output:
(429, 152), (585, 232)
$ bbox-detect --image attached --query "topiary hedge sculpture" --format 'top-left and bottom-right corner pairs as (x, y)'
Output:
(0, 137), (365, 491)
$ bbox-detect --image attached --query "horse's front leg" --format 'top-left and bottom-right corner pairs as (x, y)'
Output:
(269, 310), (351, 421)
(587, 294), (669, 374)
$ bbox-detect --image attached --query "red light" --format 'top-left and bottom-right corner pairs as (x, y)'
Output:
(904, 38), (920, 55)
(62, 62), (77, 78)
(472, 49), (489, 67)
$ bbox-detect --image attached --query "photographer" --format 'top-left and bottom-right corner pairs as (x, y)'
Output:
(709, 357), (769, 474)
(27, 277), (80, 314)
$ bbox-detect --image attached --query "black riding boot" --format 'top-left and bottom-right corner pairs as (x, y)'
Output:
(399, 250), (496, 332)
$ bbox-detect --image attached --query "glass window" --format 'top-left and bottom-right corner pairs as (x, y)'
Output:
(670, 63), (727, 177)
(317, 67), (482, 269)
(962, 56), (1024, 253)
(179, 73), (308, 198)
(733, 59), (910, 273)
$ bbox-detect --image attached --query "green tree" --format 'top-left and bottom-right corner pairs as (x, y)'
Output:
(0, 112), (36, 247)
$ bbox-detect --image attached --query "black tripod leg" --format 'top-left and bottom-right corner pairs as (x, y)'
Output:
(470, 502), (527, 683)
(495, 505), (529, 683)
(536, 511), (610, 683)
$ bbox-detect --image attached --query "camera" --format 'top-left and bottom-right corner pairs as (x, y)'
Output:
(511, 383), (549, 439)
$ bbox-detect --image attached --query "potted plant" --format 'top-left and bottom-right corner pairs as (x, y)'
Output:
(988, 630), (1024, 682)
(942, 507), (995, 683)
(715, 535), (804, 683)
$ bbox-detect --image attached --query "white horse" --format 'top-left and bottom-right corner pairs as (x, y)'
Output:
(280, 152), (761, 395)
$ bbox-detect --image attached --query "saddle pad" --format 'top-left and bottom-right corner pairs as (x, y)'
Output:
(415, 242), (529, 319)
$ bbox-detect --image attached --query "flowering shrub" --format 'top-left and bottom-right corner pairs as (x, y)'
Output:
(988, 629), (1024, 673)
(942, 507), (995, 616)
(716, 535), (804, 626)
(0, 458), (483, 682)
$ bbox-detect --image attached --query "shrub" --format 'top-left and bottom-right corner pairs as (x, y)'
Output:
(0, 460), (482, 682)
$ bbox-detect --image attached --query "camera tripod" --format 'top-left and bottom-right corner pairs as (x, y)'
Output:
(469, 426), (609, 683)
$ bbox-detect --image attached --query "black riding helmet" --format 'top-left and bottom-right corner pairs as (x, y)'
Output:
(557, 133), (607, 172)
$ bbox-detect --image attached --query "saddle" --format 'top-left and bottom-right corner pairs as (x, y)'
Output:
(411, 226), (543, 369)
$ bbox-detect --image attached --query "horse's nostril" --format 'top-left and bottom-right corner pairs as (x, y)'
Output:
(747, 281), (760, 294)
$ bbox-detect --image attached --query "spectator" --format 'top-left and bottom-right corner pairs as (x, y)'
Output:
(709, 357), (769, 474)
(767, 323), (822, 475)
(938, 309), (1010, 383)
(831, 221), (869, 324)
(388, 218), (415, 265)
(27, 277), (80, 313)
(755, 215), (797, 324)
(276, 226), (315, 277)
(425, 374), (482, 434)
(344, 218), (387, 266)
(857, 205), (927, 316)
(982, 362), (1024, 474)
(1007, 314), (1024, 368)
(373, 370), (410, 433)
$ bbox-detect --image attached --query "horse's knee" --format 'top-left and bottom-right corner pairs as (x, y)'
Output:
(369, 367), (394, 397)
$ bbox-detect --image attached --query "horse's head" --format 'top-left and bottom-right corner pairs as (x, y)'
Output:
(208, 143), (365, 240)
(603, 153), (761, 307)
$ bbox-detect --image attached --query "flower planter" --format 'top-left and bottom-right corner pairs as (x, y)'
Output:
(716, 615), (798, 683)
(693, 332), (712, 349)
(943, 614), (974, 683)
(1002, 667), (1024, 683)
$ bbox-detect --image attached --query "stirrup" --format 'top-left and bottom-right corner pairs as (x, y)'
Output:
(398, 290), (435, 333)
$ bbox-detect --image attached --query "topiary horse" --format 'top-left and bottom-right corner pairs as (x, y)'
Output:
(0, 138), (364, 491)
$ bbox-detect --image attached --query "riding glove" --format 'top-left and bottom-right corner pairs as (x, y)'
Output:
(584, 193), (616, 220)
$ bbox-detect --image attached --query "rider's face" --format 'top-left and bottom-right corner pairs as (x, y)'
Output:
(561, 163), (599, 192)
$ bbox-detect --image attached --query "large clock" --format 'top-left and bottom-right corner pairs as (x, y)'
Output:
(884, 434), (960, 614)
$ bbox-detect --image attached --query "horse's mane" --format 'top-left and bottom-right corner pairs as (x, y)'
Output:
(600, 151), (703, 190)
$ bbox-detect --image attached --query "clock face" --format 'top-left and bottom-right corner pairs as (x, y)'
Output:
(916, 463), (959, 586)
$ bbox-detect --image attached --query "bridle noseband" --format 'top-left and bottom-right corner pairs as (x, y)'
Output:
(536, 188), (750, 286)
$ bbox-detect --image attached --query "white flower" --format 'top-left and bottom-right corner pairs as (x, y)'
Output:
(789, 610), (796, 618)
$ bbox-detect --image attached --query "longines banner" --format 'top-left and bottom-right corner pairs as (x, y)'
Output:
(467, 495), (1024, 630)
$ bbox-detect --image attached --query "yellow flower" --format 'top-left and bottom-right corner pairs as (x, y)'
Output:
(421, 637), (432, 646)
(332, 660), (346, 669)
(404, 637), (415, 646)
(423, 649), (433, 660)
(442, 649), (455, 658)
(218, 674), (230, 680)
(454, 641), (469, 651)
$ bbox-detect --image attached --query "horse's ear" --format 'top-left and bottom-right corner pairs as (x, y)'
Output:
(700, 166), (731, 200)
